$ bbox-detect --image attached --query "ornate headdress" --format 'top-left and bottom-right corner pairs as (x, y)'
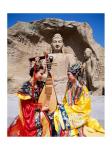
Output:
(68, 64), (82, 77)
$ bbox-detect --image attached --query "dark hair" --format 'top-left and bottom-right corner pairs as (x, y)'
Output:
(29, 65), (44, 77)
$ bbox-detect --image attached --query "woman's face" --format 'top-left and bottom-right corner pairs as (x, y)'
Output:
(67, 72), (76, 83)
(35, 69), (44, 81)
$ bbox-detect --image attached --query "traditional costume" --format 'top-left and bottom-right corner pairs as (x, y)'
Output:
(8, 80), (53, 136)
(54, 64), (104, 136)
(8, 56), (55, 136)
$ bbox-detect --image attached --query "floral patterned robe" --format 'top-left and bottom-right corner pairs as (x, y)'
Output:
(8, 81), (52, 136)
(54, 81), (104, 136)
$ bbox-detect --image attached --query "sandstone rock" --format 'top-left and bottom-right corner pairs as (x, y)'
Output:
(8, 18), (104, 95)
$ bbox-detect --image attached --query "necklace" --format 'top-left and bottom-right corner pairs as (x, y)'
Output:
(67, 81), (82, 105)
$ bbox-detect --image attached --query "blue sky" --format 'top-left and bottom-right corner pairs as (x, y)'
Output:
(8, 13), (104, 47)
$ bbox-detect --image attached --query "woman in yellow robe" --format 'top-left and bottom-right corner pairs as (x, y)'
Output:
(54, 64), (104, 137)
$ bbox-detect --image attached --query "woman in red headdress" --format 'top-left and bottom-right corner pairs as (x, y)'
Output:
(8, 64), (52, 136)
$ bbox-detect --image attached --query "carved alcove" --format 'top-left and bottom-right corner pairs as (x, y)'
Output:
(8, 18), (104, 95)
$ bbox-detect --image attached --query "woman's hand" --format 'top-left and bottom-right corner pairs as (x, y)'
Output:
(78, 126), (86, 137)
(42, 105), (49, 111)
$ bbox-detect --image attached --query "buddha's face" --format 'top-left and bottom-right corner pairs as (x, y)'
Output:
(84, 48), (92, 59)
(51, 34), (64, 52)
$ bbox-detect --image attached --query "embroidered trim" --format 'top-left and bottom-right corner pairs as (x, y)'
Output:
(58, 104), (71, 130)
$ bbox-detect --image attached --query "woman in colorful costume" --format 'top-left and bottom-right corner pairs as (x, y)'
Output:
(54, 64), (104, 137)
(8, 63), (53, 136)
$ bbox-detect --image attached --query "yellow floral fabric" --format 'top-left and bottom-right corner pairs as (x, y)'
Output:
(54, 85), (104, 136)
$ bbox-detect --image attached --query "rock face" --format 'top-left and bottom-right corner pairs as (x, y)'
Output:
(8, 18), (104, 95)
